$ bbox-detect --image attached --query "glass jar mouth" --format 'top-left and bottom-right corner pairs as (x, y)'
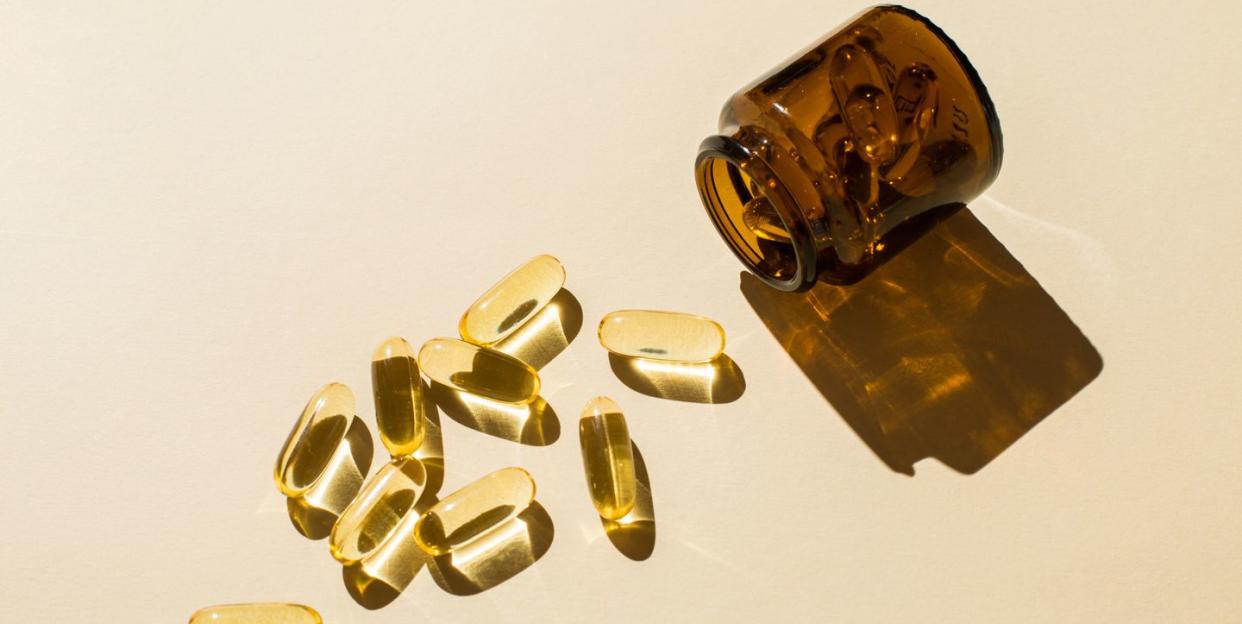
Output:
(695, 135), (817, 292)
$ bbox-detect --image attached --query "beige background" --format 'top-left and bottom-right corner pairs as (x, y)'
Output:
(2, 1), (1239, 622)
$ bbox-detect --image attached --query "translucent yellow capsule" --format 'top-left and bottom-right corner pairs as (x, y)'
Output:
(329, 457), (427, 564)
(188, 603), (321, 624)
(598, 310), (726, 363)
(742, 196), (791, 242)
(578, 396), (637, 520)
(275, 383), (355, 497)
(829, 43), (900, 166)
(417, 338), (540, 404)
(414, 466), (536, 556)
(371, 337), (425, 457)
(460, 254), (566, 346)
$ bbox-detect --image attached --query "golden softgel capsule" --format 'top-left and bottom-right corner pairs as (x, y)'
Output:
(188, 603), (321, 624)
(460, 254), (565, 346)
(598, 310), (726, 363)
(578, 396), (637, 520)
(417, 338), (540, 404)
(414, 466), (536, 556)
(330, 457), (427, 564)
(371, 337), (425, 457)
(275, 383), (355, 497)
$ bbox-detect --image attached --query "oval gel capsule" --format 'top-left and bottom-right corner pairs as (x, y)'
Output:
(579, 396), (637, 520)
(883, 63), (940, 182)
(329, 457), (427, 564)
(371, 337), (426, 457)
(275, 383), (355, 497)
(417, 338), (540, 404)
(460, 255), (566, 346)
(414, 466), (536, 556)
(598, 310), (726, 363)
(742, 196), (791, 242)
(829, 43), (900, 166)
(188, 603), (321, 624)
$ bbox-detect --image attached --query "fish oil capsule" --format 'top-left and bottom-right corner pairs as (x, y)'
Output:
(188, 603), (321, 624)
(371, 337), (425, 457)
(275, 383), (355, 497)
(330, 457), (427, 564)
(829, 43), (900, 166)
(417, 338), (540, 404)
(598, 310), (726, 363)
(414, 466), (536, 556)
(883, 63), (940, 182)
(742, 196), (790, 242)
(460, 254), (566, 346)
(578, 396), (637, 520)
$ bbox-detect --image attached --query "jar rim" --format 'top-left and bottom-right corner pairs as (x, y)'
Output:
(695, 134), (818, 292)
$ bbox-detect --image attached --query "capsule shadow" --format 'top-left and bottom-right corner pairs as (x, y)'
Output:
(341, 483), (442, 609)
(429, 383), (560, 446)
(740, 206), (1103, 475)
(602, 442), (655, 561)
(286, 416), (374, 539)
(608, 353), (745, 404)
(412, 379), (446, 499)
(494, 289), (583, 370)
(427, 500), (555, 596)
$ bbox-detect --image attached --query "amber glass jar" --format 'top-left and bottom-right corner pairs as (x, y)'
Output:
(695, 5), (1002, 291)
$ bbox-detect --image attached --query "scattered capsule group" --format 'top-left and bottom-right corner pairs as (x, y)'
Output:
(266, 253), (732, 611)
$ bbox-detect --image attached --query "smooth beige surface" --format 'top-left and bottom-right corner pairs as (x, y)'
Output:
(1, 1), (1239, 622)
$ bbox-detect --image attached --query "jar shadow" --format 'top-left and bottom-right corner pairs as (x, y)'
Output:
(285, 416), (374, 539)
(601, 442), (655, 561)
(608, 354), (745, 404)
(426, 500), (555, 596)
(740, 206), (1103, 475)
